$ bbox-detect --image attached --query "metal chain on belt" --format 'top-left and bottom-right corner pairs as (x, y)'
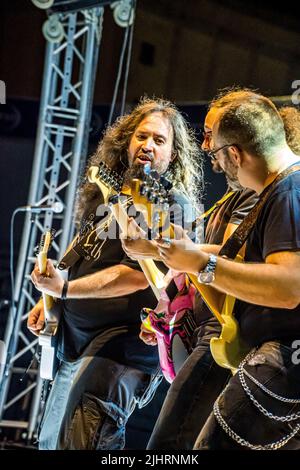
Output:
(213, 349), (300, 449)
(241, 367), (300, 404)
(238, 370), (300, 422)
(213, 394), (300, 450)
(238, 351), (300, 422)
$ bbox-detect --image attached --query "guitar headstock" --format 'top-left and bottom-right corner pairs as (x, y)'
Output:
(87, 162), (124, 204)
(37, 230), (56, 275)
(38, 229), (55, 256)
(130, 165), (173, 236)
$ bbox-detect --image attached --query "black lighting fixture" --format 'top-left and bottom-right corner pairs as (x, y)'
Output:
(31, 0), (116, 13)
(31, 0), (135, 28)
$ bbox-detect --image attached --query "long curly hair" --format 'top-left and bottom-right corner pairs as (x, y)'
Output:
(76, 97), (203, 222)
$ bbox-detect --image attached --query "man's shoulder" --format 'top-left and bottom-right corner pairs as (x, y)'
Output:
(231, 188), (258, 207)
(219, 188), (258, 226)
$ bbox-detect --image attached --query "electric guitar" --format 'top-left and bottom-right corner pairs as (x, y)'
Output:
(37, 231), (62, 380)
(89, 164), (249, 377)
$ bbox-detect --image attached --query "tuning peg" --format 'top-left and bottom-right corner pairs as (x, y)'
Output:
(149, 169), (160, 181)
(159, 176), (172, 190)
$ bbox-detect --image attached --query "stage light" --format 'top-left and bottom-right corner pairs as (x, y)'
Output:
(31, 0), (55, 9)
(42, 15), (64, 42)
(111, 1), (134, 27)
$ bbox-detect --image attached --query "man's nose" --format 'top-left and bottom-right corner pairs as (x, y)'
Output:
(141, 137), (154, 151)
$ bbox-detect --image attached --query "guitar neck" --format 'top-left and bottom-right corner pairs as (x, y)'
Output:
(110, 201), (165, 300)
(37, 252), (57, 321)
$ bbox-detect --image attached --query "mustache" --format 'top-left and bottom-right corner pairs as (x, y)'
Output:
(134, 150), (154, 162)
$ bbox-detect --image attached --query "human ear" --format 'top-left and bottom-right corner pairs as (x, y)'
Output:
(229, 146), (242, 166)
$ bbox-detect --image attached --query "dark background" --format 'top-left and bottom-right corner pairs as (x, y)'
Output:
(1, 0), (300, 448)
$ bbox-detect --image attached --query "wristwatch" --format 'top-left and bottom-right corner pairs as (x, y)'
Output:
(197, 254), (217, 284)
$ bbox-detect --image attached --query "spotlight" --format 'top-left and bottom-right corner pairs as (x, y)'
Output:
(31, 0), (55, 9)
(111, 0), (134, 27)
(42, 15), (64, 42)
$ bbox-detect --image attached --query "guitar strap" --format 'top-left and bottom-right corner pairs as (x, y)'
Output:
(219, 164), (300, 259)
(57, 206), (107, 270)
(57, 229), (97, 270)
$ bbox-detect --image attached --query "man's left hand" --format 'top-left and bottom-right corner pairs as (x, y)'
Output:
(120, 217), (160, 260)
(31, 260), (64, 298)
(155, 236), (209, 274)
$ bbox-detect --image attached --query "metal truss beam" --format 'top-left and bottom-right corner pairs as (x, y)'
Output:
(0, 6), (104, 441)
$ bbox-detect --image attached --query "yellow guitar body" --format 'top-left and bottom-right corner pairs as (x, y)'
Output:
(190, 255), (249, 374)
(37, 232), (59, 335)
(209, 294), (249, 374)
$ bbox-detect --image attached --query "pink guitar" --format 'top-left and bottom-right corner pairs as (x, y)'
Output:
(130, 168), (197, 383)
(141, 272), (196, 383)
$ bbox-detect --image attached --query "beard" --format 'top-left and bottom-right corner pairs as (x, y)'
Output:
(222, 153), (243, 191)
(207, 147), (243, 191)
(122, 163), (147, 187)
(225, 173), (243, 191)
(211, 159), (224, 174)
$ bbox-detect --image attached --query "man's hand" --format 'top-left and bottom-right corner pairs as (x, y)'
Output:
(31, 260), (64, 298)
(155, 224), (209, 274)
(27, 299), (45, 336)
(139, 322), (158, 346)
(121, 237), (160, 260)
(120, 217), (160, 260)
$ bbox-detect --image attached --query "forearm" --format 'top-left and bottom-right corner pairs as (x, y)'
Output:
(67, 264), (149, 299)
(199, 244), (221, 255)
(203, 255), (300, 309)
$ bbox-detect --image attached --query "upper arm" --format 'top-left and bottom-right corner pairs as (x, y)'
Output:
(265, 250), (300, 268)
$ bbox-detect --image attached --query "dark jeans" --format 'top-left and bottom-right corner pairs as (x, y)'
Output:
(38, 355), (158, 450)
(147, 319), (230, 449)
(194, 340), (300, 450)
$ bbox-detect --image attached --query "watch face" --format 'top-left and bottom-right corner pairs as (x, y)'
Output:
(198, 271), (215, 284)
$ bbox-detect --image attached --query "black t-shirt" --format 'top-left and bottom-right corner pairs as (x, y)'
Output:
(205, 188), (258, 245)
(235, 169), (300, 347)
(194, 188), (258, 325)
(57, 189), (195, 374)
